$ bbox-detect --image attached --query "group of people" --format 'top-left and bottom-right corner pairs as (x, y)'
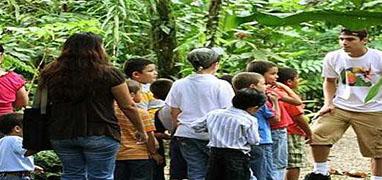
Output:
(0, 28), (381, 180)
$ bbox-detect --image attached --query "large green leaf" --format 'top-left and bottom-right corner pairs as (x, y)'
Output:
(225, 10), (382, 30)
(364, 77), (382, 103)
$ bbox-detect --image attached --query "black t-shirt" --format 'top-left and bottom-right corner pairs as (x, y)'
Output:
(47, 67), (125, 141)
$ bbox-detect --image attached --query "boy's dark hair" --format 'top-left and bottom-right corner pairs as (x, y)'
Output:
(0, 113), (23, 135)
(219, 74), (233, 85)
(0, 44), (4, 53)
(246, 60), (277, 75)
(340, 28), (368, 40)
(232, 88), (266, 110)
(277, 67), (298, 84)
(150, 78), (174, 100)
(123, 58), (154, 78)
(232, 72), (263, 91)
(126, 79), (141, 94)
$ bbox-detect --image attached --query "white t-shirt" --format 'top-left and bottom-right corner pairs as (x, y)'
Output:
(0, 136), (34, 172)
(165, 73), (235, 140)
(158, 104), (173, 131)
(322, 48), (382, 112)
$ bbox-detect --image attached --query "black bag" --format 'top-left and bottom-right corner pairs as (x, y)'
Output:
(22, 87), (52, 151)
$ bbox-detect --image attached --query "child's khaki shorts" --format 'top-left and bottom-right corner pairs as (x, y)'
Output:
(311, 107), (382, 158)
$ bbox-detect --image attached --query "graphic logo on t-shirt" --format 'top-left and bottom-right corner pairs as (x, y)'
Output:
(340, 66), (372, 86)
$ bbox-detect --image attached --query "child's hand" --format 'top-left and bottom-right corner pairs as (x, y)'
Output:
(151, 153), (164, 165)
(266, 92), (278, 102)
(135, 131), (148, 144)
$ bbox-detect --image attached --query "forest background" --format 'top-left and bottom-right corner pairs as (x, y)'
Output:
(1, 0), (382, 178)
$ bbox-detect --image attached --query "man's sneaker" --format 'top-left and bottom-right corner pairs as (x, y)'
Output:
(304, 172), (331, 180)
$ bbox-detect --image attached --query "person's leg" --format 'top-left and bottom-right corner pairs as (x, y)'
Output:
(249, 145), (267, 180)
(372, 158), (382, 176)
(225, 152), (250, 180)
(350, 111), (382, 177)
(271, 128), (288, 180)
(114, 160), (131, 180)
(82, 136), (120, 180)
(206, 149), (223, 180)
(306, 108), (350, 179)
(178, 137), (209, 180)
(127, 160), (155, 180)
(170, 137), (188, 179)
(286, 135), (306, 180)
(50, 139), (87, 180)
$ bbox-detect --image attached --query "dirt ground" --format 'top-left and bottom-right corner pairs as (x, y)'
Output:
(301, 128), (371, 180)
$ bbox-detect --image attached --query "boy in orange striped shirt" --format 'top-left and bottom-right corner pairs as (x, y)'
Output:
(114, 80), (163, 180)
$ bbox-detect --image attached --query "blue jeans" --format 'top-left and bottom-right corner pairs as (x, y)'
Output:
(250, 144), (275, 180)
(177, 137), (209, 180)
(51, 136), (119, 180)
(170, 137), (188, 179)
(114, 160), (154, 180)
(271, 129), (288, 180)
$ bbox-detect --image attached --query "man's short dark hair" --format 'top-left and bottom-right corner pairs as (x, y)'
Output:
(340, 28), (368, 40)
(150, 78), (174, 100)
(246, 60), (277, 76)
(232, 88), (266, 110)
(232, 72), (263, 91)
(0, 113), (23, 135)
(123, 58), (154, 78)
(277, 67), (298, 84)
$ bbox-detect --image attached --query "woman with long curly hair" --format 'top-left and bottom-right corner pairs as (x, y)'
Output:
(39, 32), (146, 180)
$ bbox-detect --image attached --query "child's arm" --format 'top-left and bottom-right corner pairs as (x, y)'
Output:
(294, 114), (312, 143)
(245, 120), (260, 145)
(267, 93), (280, 124)
(170, 107), (181, 130)
(154, 132), (171, 140)
(275, 82), (303, 105)
(147, 131), (164, 165)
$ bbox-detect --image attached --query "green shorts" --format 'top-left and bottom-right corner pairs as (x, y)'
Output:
(287, 134), (306, 168)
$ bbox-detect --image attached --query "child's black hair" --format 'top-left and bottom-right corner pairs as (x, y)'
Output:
(0, 113), (23, 135)
(232, 88), (266, 110)
(123, 58), (154, 78)
(219, 74), (234, 85)
(277, 67), (298, 84)
(246, 60), (277, 75)
(150, 78), (174, 100)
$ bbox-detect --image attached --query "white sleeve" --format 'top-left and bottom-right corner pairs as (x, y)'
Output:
(245, 118), (260, 145)
(218, 81), (235, 108)
(165, 82), (180, 108)
(322, 52), (339, 78)
(12, 137), (28, 156)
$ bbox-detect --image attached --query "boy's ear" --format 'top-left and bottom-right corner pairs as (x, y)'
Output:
(249, 83), (257, 89)
(14, 125), (22, 133)
(132, 71), (141, 79)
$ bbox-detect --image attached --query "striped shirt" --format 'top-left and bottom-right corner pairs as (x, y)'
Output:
(115, 105), (156, 160)
(192, 107), (260, 153)
(137, 83), (165, 121)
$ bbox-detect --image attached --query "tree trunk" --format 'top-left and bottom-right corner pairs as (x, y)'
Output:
(205, 0), (223, 48)
(151, 0), (179, 78)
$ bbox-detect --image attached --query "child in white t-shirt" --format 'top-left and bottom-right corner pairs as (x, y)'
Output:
(165, 47), (235, 179)
(0, 113), (43, 180)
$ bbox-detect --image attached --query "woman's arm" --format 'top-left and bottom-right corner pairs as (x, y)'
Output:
(13, 86), (28, 108)
(112, 83), (147, 142)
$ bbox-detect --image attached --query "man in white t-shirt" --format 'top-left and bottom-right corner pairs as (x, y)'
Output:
(165, 48), (235, 180)
(305, 29), (382, 180)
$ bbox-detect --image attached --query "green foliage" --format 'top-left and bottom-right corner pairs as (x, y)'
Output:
(33, 151), (61, 180)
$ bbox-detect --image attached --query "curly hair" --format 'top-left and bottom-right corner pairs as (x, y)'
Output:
(39, 32), (113, 100)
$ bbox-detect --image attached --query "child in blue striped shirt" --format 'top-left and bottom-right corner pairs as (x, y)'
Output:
(192, 88), (266, 180)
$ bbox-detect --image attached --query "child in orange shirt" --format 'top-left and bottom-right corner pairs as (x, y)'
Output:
(114, 80), (163, 180)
